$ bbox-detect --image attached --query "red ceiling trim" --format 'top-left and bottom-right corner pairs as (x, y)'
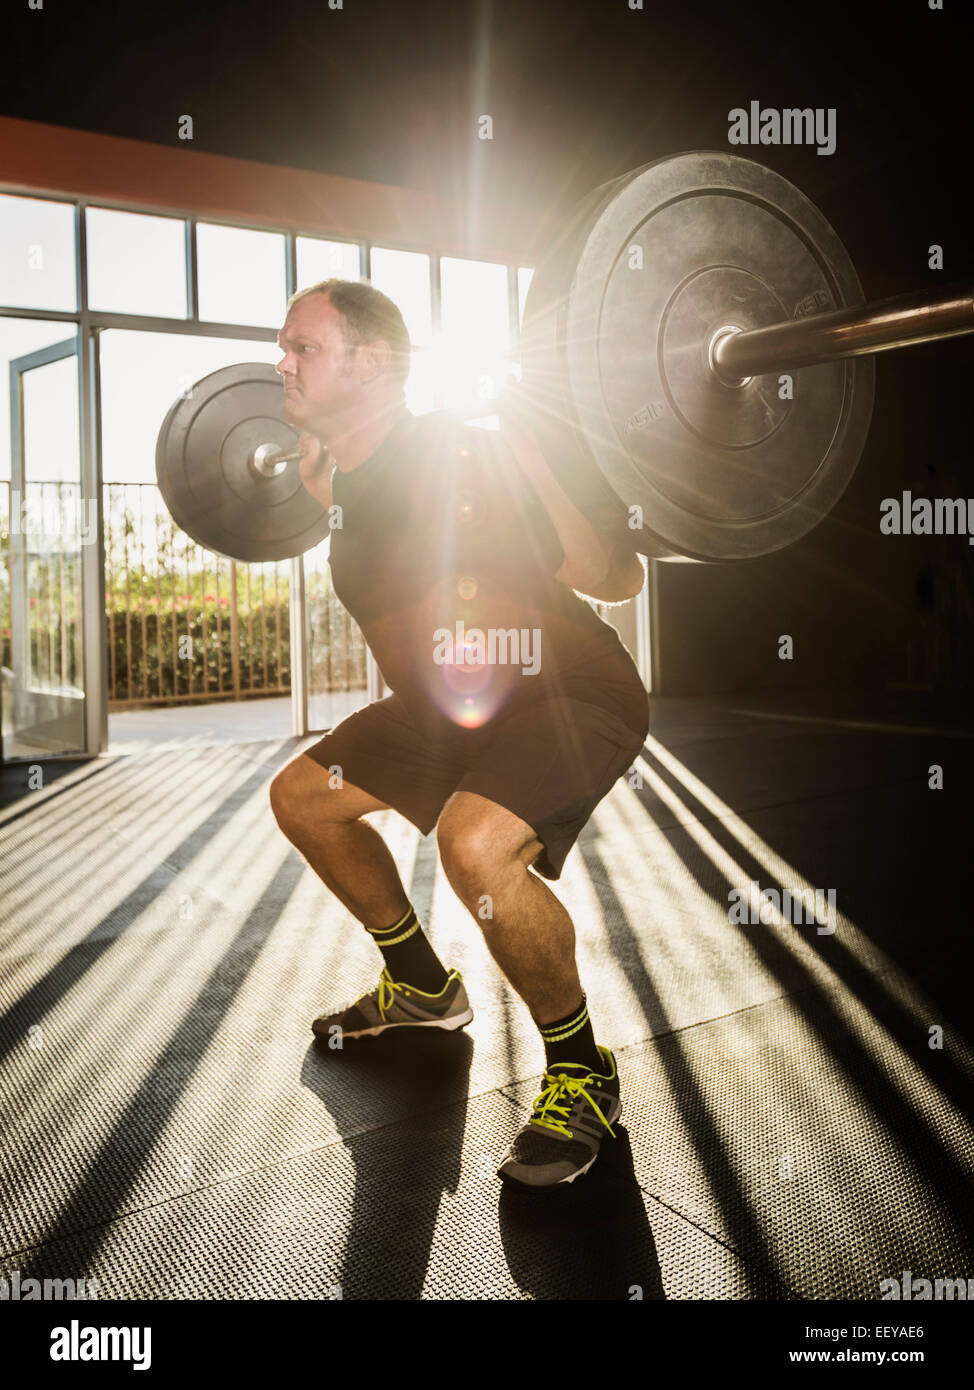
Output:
(0, 115), (539, 263)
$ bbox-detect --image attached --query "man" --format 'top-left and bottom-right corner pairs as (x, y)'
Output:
(269, 278), (649, 1188)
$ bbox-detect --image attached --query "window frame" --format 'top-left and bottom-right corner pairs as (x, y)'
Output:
(0, 182), (539, 753)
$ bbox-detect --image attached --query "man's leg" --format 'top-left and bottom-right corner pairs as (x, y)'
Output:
(270, 753), (408, 928)
(438, 789), (620, 1187)
(270, 753), (449, 993)
(436, 790), (601, 1067)
(435, 790), (578, 1023)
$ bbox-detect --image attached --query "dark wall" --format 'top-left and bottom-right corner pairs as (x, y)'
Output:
(655, 348), (974, 696)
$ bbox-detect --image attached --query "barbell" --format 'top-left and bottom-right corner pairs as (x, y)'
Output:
(155, 150), (973, 566)
(155, 360), (331, 563)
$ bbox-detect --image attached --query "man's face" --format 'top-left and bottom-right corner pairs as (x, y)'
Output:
(276, 294), (367, 435)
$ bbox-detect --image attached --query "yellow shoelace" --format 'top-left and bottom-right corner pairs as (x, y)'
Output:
(376, 970), (401, 1020)
(529, 1068), (616, 1139)
(374, 969), (451, 1020)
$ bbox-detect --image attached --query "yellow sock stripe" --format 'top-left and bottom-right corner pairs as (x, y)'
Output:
(366, 907), (413, 934)
(367, 908), (419, 946)
(540, 1004), (589, 1042)
(376, 919), (420, 946)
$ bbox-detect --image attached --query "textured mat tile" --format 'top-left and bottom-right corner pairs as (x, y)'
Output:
(2, 700), (970, 1302)
(502, 983), (974, 1300)
(0, 1086), (791, 1301)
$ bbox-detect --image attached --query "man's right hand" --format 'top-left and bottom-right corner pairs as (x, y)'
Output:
(297, 433), (334, 507)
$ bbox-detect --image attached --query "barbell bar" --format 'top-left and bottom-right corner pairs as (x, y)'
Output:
(251, 442), (303, 474)
(711, 282), (974, 383)
(155, 151), (972, 566)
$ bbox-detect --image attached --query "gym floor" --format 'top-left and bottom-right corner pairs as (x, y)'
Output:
(1, 691), (972, 1300)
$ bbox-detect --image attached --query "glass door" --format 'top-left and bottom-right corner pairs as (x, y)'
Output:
(5, 338), (88, 759)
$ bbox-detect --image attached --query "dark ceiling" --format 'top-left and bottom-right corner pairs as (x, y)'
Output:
(1, 0), (969, 293)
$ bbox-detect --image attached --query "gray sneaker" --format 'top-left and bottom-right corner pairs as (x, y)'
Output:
(311, 967), (473, 1042)
(497, 1045), (621, 1187)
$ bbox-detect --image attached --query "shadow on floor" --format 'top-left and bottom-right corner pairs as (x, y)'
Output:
(498, 1125), (665, 1300)
(301, 1028), (473, 1301)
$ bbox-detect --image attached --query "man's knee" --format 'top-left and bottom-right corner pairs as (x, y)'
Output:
(436, 793), (541, 902)
(270, 758), (314, 831)
(436, 813), (492, 886)
(269, 756), (360, 833)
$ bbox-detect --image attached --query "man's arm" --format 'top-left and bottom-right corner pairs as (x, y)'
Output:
(578, 528), (644, 600)
(499, 414), (645, 602)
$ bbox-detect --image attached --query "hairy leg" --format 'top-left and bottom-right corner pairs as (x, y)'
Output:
(436, 791), (583, 1025)
(270, 754), (409, 929)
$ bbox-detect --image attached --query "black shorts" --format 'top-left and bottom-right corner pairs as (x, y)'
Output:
(304, 693), (649, 880)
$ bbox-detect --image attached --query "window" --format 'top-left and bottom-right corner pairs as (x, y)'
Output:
(0, 195), (77, 311)
(0, 320), (78, 482)
(196, 223), (286, 327)
(518, 266), (534, 327)
(296, 237), (362, 289)
(99, 331), (281, 484)
(437, 256), (512, 411)
(86, 208), (187, 318)
(369, 248), (433, 346)
(369, 247), (434, 414)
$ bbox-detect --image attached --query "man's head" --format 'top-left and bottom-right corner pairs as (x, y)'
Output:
(276, 279), (410, 436)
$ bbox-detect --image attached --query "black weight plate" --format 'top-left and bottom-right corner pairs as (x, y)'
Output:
(519, 173), (642, 536)
(155, 362), (329, 563)
(524, 152), (875, 562)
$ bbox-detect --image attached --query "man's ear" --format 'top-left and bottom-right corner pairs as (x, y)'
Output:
(361, 339), (392, 382)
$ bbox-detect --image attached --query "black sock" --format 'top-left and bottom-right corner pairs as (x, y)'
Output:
(537, 995), (604, 1074)
(365, 906), (450, 994)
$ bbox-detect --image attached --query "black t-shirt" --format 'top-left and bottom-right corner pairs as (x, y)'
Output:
(327, 409), (648, 736)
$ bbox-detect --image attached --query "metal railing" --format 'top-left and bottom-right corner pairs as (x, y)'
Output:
(104, 483), (292, 706)
(1, 481), (368, 710)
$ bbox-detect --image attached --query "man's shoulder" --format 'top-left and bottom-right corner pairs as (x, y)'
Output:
(406, 409), (501, 460)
